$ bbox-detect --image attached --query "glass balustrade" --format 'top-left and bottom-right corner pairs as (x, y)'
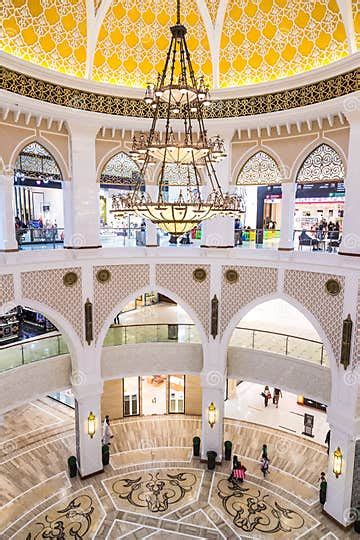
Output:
(0, 323), (327, 375)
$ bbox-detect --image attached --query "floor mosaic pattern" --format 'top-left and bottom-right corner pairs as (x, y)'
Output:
(0, 400), (358, 539)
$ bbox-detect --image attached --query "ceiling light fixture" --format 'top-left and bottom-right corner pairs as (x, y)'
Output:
(111, 0), (244, 235)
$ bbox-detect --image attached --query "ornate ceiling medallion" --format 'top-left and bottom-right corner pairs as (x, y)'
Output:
(193, 268), (207, 282)
(63, 271), (78, 287)
(111, 0), (244, 236)
(225, 269), (239, 284)
(325, 278), (341, 296)
(96, 269), (111, 283)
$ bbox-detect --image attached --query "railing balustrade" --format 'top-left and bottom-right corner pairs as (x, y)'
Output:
(0, 323), (327, 374)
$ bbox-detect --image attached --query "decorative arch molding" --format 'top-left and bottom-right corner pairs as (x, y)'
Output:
(9, 135), (71, 181)
(221, 292), (337, 377)
(0, 297), (79, 372)
(96, 146), (138, 183)
(232, 145), (286, 186)
(291, 137), (348, 182)
(96, 284), (208, 355)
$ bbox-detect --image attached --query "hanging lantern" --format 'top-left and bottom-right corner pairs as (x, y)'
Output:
(208, 402), (217, 428)
(333, 447), (343, 478)
(87, 411), (96, 439)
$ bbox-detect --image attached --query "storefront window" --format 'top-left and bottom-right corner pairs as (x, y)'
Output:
(168, 375), (185, 414)
(123, 376), (140, 416)
(297, 144), (345, 184)
(237, 151), (282, 186)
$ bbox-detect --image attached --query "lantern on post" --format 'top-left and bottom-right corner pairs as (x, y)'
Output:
(208, 402), (217, 428)
(333, 447), (343, 478)
(87, 411), (96, 439)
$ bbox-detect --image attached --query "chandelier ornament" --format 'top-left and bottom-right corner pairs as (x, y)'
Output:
(111, 0), (244, 236)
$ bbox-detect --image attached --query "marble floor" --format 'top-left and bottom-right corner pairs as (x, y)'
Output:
(0, 400), (356, 539)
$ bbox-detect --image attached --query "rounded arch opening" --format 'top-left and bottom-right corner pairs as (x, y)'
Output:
(97, 286), (207, 353)
(12, 141), (66, 246)
(223, 294), (336, 372)
(0, 301), (77, 373)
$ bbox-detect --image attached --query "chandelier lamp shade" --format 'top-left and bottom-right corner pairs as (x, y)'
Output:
(111, 0), (244, 235)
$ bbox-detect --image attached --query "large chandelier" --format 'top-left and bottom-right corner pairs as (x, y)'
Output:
(111, 0), (244, 236)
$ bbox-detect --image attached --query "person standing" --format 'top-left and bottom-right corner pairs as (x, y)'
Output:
(325, 430), (331, 455)
(319, 472), (327, 506)
(102, 415), (114, 445)
(261, 444), (268, 459)
(273, 388), (282, 408)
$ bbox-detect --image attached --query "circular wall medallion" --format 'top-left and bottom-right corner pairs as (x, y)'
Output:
(96, 268), (111, 283)
(325, 278), (341, 296)
(225, 269), (239, 284)
(63, 271), (78, 287)
(193, 268), (207, 283)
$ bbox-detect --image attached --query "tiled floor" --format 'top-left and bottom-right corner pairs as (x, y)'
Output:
(0, 400), (356, 538)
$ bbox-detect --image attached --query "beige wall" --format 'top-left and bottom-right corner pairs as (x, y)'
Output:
(185, 375), (202, 415)
(101, 379), (123, 421)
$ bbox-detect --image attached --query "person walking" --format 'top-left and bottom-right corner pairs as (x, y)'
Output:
(228, 454), (239, 481)
(261, 455), (270, 477)
(273, 388), (282, 408)
(102, 415), (114, 445)
(319, 472), (327, 506)
(262, 386), (271, 407)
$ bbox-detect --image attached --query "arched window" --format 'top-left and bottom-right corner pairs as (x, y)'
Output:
(14, 143), (62, 181)
(236, 151), (282, 185)
(160, 163), (198, 186)
(100, 152), (140, 185)
(297, 144), (345, 184)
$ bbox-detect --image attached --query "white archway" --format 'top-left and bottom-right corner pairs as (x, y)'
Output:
(221, 292), (337, 376)
(95, 284), (208, 357)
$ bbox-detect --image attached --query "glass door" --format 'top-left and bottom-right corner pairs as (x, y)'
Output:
(123, 376), (140, 416)
(168, 375), (185, 414)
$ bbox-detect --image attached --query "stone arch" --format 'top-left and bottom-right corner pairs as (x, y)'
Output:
(95, 284), (208, 357)
(96, 148), (141, 183)
(9, 136), (70, 181)
(232, 145), (286, 186)
(221, 292), (337, 377)
(0, 298), (80, 372)
(292, 138), (347, 182)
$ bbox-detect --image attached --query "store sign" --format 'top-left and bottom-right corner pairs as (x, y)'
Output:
(303, 413), (314, 438)
(296, 182), (345, 200)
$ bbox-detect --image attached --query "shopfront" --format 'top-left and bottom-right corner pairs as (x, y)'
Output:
(102, 374), (201, 420)
(13, 143), (64, 245)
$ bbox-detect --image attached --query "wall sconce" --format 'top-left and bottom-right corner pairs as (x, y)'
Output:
(87, 411), (96, 439)
(333, 447), (343, 478)
(208, 402), (217, 428)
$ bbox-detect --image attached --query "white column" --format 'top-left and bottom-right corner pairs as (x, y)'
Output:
(145, 184), (158, 246)
(201, 363), (226, 462)
(0, 174), (17, 252)
(340, 111), (360, 256)
(324, 361), (360, 526)
(73, 381), (103, 478)
(278, 182), (296, 251)
(63, 123), (101, 249)
(201, 134), (235, 248)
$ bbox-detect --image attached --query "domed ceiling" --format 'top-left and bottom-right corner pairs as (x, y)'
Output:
(0, 0), (359, 89)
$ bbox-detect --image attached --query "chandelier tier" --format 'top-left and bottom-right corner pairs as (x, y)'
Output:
(111, 0), (244, 236)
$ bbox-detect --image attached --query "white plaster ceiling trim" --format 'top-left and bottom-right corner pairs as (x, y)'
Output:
(337, 0), (357, 54)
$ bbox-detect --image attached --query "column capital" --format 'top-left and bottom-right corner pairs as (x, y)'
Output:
(343, 104), (360, 126)
(67, 120), (100, 140)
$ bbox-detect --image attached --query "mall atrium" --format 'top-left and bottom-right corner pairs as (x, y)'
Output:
(0, 0), (359, 538)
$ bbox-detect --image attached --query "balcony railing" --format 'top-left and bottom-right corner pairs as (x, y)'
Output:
(0, 323), (327, 374)
(16, 225), (341, 253)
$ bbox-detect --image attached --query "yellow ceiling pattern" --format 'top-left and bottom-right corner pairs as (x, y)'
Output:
(92, 0), (212, 86)
(353, 0), (360, 48)
(0, 0), (87, 78)
(220, 0), (349, 87)
(205, 0), (221, 24)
